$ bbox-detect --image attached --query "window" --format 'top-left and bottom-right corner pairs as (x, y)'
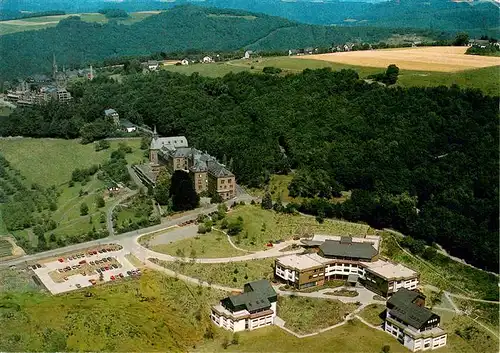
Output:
(221, 179), (225, 184)
(228, 179), (232, 183)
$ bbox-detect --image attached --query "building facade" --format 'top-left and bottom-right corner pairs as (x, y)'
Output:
(275, 235), (419, 296)
(211, 280), (277, 332)
(385, 289), (447, 351)
(149, 132), (236, 200)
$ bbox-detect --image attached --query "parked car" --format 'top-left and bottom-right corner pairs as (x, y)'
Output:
(110, 276), (115, 281)
(102, 249), (107, 253)
(58, 269), (63, 273)
(112, 264), (118, 269)
(90, 261), (95, 266)
(58, 258), (64, 263)
(64, 277), (68, 281)
(105, 266), (109, 271)
(36, 264), (42, 268)
(118, 273), (124, 278)
(106, 248), (112, 252)
(96, 268), (102, 273)
(266, 243), (273, 247)
(76, 284), (81, 288)
(126, 271), (132, 276)
(107, 257), (112, 261)
(79, 260), (86, 265)
(31, 265), (37, 270)
(100, 267), (106, 272)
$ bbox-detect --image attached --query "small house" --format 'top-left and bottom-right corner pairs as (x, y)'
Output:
(104, 109), (120, 125)
(147, 60), (159, 71)
(202, 56), (213, 63)
(121, 120), (137, 133)
(244, 50), (253, 59)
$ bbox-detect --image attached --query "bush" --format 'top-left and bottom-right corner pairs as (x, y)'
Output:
(382, 345), (390, 353)
(198, 224), (207, 234)
(80, 202), (89, 216)
(261, 192), (272, 210)
(263, 66), (282, 75)
(96, 195), (105, 208)
(227, 221), (243, 235)
(220, 218), (228, 229)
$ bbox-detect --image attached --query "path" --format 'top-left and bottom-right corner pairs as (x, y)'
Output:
(106, 188), (138, 236)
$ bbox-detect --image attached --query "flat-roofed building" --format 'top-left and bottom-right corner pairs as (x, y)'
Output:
(275, 235), (419, 296)
(385, 288), (447, 351)
(361, 260), (419, 297)
(211, 280), (277, 332)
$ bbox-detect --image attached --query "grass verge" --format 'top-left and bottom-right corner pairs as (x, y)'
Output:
(150, 230), (246, 258)
(358, 303), (386, 326)
(152, 258), (275, 288)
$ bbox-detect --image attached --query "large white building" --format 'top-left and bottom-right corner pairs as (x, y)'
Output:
(275, 235), (419, 296)
(385, 288), (447, 351)
(211, 280), (277, 332)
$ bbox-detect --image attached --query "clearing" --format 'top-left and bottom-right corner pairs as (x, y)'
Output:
(295, 46), (500, 72)
(0, 12), (160, 36)
(277, 296), (359, 334)
(151, 229), (246, 258)
(152, 258), (275, 288)
(224, 204), (369, 251)
(358, 303), (386, 326)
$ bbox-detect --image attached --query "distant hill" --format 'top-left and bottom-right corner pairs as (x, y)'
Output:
(2, 0), (498, 34)
(0, 5), (442, 81)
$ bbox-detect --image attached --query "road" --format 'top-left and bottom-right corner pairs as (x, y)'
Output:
(0, 192), (254, 268)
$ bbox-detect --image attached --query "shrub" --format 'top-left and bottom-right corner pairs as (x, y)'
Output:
(198, 224), (207, 234)
(220, 218), (228, 229)
(80, 202), (89, 216)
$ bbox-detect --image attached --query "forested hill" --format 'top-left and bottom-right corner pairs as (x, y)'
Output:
(2, 69), (498, 271)
(0, 5), (440, 81)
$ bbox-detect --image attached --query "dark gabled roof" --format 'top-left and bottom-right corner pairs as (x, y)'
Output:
(227, 292), (271, 312)
(173, 147), (192, 158)
(319, 239), (377, 260)
(222, 280), (277, 313)
(244, 279), (276, 299)
(388, 289), (435, 329)
(207, 160), (233, 178)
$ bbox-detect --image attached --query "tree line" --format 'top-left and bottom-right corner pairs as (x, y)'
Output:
(1, 67), (498, 271)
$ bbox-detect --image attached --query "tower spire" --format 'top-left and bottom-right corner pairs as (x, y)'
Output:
(52, 53), (58, 80)
(153, 125), (158, 140)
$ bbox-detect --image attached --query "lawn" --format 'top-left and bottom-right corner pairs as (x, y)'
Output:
(0, 270), (225, 352)
(224, 204), (369, 251)
(381, 232), (499, 301)
(359, 303), (386, 326)
(151, 230), (246, 258)
(151, 258), (275, 288)
(277, 296), (359, 334)
(0, 267), (41, 293)
(196, 319), (417, 353)
(164, 56), (499, 95)
(0, 138), (143, 186)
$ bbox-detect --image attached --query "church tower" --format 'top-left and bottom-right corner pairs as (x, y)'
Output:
(150, 125), (159, 166)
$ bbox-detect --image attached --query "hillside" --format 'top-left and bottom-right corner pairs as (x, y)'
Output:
(0, 5), (443, 81)
(2, 69), (498, 272)
(2, 0), (498, 34)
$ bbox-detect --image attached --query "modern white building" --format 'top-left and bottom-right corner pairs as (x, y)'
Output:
(385, 288), (447, 351)
(211, 280), (277, 332)
(274, 236), (419, 296)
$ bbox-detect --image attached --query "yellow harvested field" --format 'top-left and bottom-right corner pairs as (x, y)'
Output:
(295, 46), (500, 72)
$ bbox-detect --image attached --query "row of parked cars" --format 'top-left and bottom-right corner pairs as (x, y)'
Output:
(57, 246), (122, 263)
(178, 219), (196, 227)
(87, 269), (141, 285)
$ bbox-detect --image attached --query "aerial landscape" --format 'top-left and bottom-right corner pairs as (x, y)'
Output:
(0, 0), (498, 352)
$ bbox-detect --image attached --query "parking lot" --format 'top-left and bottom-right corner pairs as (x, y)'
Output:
(32, 244), (141, 294)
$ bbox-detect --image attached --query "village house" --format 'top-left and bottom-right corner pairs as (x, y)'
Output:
(147, 60), (159, 71)
(385, 288), (447, 351)
(202, 56), (213, 63)
(181, 59), (189, 66)
(148, 129), (236, 200)
(104, 109), (120, 125)
(244, 50), (253, 59)
(275, 235), (419, 297)
(211, 280), (277, 332)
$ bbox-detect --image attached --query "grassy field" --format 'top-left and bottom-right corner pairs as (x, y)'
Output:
(278, 296), (358, 334)
(0, 270), (225, 352)
(453, 298), (499, 333)
(381, 232), (499, 301)
(0, 138), (144, 186)
(299, 47), (500, 72)
(197, 319), (431, 353)
(163, 56), (500, 95)
(151, 230), (246, 258)
(224, 204), (369, 251)
(0, 12), (160, 36)
(359, 303), (386, 326)
(152, 258), (275, 288)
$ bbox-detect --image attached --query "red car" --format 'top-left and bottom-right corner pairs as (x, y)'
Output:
(110, 275), (115, 281)
(118, 273), (124, 278)
(105, 266), (109, 270)
(58, 258), (64, 263)
(266, 243), (273, 247)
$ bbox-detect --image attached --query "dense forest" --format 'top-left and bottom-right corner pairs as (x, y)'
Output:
(1, 68), (498, 271)
(0, 5), (445, 81)
(2, 0), (498, 34)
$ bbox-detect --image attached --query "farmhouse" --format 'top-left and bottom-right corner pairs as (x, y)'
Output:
(385, 288), (447, 351)
(202, 56), (213, 63)
(181, 59), (189, 66)
(147, 129), (236, 200)
(211, 280), (277, 332)
(275, 235), (418, 297)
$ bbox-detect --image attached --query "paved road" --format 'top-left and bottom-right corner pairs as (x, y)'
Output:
(0, 194), (253, 268)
